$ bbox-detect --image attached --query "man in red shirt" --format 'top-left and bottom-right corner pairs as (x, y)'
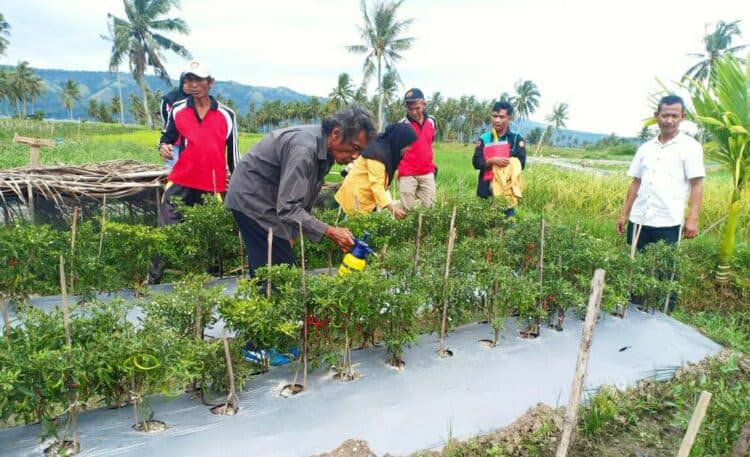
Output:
(397, 88), (437, 210)
(148, 60), (239, 284)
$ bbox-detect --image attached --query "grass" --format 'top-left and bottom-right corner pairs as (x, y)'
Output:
(0, 118), (263, 168)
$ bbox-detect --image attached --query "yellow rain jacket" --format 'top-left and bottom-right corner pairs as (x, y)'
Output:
(491, 157), (524, 207)
(335, 156), (393, 215)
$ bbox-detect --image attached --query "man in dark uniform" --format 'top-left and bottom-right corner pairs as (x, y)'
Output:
(472, 101), (527, 217)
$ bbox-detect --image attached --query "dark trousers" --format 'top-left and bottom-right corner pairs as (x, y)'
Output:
(148, 183), (213, 283)
(626, 222), (680, 312)
(231, 209), (295, 277)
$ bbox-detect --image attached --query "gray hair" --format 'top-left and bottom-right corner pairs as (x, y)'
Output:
(322, 105), (377, 143)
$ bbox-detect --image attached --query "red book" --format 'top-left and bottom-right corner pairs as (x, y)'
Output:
(482, 142), (510, 181)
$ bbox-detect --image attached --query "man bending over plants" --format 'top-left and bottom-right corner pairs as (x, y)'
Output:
(226, 105), (378, 276)
(616, 94), (705, 312)
(472, 101), (527, 217)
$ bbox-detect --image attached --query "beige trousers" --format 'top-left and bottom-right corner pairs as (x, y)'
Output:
(398, 173), (436, 210)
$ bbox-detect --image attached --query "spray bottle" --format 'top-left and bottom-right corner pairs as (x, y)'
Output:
(337, 231), (375, 275)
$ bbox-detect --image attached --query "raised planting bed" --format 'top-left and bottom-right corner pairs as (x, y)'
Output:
(0, 307), (721, 457)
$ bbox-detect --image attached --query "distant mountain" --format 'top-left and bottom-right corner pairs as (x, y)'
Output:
(0, 66), (311, 122)
(511, 119), (621, 147)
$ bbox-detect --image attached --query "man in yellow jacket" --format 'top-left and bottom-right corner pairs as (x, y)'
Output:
(335, 123), (418, 218)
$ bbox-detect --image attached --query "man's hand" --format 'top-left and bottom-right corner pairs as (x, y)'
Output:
(683, 217), (699, 239)
(615, 216), (627, 235)
(325, 226), (355, 252)
(389, 204), (406, 219)
(487, 157), (510, 167)
(159, 143), (173, 161)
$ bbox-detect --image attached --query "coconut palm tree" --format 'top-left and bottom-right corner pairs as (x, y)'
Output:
(6, 61), (43, 116)
(546, 103), (569, 130)
(60, 79), (81, 120)
(347, 0), (414, 131)
(513, 80), (540, 120)
(106, 0), (191, 128)
(683, 20), (747, 84)
(688, 54), (750, 284)
(327, 73), (354, 112)
(0, 13), (10, 56)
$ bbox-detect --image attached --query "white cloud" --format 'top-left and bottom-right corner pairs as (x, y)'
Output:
(2, 0), (749, 135)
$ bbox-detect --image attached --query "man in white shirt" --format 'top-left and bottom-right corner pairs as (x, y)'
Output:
(616, 95), (705, 311)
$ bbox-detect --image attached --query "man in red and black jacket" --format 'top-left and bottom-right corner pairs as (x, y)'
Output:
(148, 60), (239, 284)
(397, 88), (437, 210)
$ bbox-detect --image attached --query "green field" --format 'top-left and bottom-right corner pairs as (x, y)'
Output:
(1, 119), (749, 455)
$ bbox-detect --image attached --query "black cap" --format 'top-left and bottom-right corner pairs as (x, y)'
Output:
(404, 88), (424, 103)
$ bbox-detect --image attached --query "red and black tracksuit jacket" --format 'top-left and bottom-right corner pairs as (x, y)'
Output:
(160, 95), (239, 192)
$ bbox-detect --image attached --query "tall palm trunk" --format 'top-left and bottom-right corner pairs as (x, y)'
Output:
(716, 186), (742, 284)
(68, 107), (73, 120)
(137, 74), (153, 128)
(117, 72), (125, 125)
(377, 58), (384, 132)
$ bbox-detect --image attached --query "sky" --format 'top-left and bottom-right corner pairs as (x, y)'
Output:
(2, 0), (749, 136)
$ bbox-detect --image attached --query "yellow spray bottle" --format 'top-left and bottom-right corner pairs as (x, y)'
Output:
(338, 231), (375, 275)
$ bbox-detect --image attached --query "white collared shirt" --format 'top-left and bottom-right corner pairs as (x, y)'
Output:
(627, 132), (705, 227)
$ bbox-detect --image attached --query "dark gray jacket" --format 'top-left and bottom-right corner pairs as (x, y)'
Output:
(225, 125), (333, 241)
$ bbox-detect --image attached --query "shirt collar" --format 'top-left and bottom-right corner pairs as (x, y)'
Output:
(317, 127), (329, 161)
(652, 131), (686, 147)
(186, 95), (219, 110)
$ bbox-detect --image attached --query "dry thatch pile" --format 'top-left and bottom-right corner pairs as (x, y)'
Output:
(0, 160), (167, 207)
(0, 160), (168, 226)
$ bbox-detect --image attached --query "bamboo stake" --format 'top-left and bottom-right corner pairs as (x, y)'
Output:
(555, 268), (606, 457)
(1, 293), (10, 338)
(238, 231), (245, 277)
(538, 216), (546, 332)
(413, 213), (423, 275)
(69, 206), (79, 292)
(155, 188), (161, 224)
(677, 391), (713, 457)
(438, 206), (457, 357)
(663, 225), (683, 315)
(298, 222), (308, 390)
(97, 196), (107, 261)
(731, 422), (750, 457)
(221, 329), (239, 411)
(266, 228), (273, 297)
(59, 255), (80, 451)
(379, 243), (388, 269)
(622, 222), (643, 318)
(27, 181), (34, 224)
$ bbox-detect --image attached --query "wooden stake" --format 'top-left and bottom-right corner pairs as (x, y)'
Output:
(677, 390), (713, 457)
(298, 222), (308, 390)
(69, 206), (79, 292)
(413, 213), (423, 275)
(266, 228), (273, 297)
(379, 243), (388, 270)
(438, 206), (457, 357)
(538, 216), (546, 320)
(663, 225), (683, 315)
(155, 188), (162, 223)
(221, 329), (239, 410)
(238, 231), (245, 277)
(555, 268), (606, 457)
(59, 255), (80, 450)
(1, 293), (10, 338)
(731, 422), (750, 457)
(97, 196), (107, 261)
(27, 181), (34, 224)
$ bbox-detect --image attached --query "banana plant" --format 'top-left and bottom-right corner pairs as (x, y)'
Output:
(687, 53), (750, 284)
